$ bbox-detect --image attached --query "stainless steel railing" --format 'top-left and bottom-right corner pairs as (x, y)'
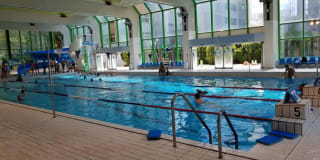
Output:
(217, 110), (239, 159)
(170, 93), (212, 147)
(170, 93), (238, 159)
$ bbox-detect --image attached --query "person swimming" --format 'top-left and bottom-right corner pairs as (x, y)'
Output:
(195, 89), (232, 110)
(195, 89), (208, 104)
(84, 75), (86, 80)
(99, 78), (102, 81)
(17, 95), (23, 101)
(21, 90), (25, 95)
(90, 78), (93, 82)
(35, 80), (38, 83)
(16, 75), (23, 82)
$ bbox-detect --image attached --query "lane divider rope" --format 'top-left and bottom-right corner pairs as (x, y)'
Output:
(34, 77), (288, 91)
(15, 81), (281, 102)
(0, 86), (272, 121)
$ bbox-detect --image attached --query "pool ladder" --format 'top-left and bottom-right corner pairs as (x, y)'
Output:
(170, 93), (238, 159)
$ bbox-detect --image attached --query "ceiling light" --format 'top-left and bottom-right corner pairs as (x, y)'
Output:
(316, 21), (320, 25)
(310, 21), (314, 26)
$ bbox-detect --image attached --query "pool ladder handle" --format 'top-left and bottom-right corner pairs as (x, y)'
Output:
(171, 93), (212, 147)
(217, 110), (239, 159)
(170, 93), (238, 159)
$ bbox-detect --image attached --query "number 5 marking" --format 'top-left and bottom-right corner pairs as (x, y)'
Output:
(294, 107), (301, 117)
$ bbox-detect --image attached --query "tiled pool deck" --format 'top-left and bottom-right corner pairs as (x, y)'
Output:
(0, 100), (252, 160)
(1, 100), (320, 160)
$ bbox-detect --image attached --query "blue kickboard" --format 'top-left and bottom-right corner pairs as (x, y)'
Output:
(147, 130), (161, 140)
(256, 135), (283, 145)
(270, 130), (298, 139)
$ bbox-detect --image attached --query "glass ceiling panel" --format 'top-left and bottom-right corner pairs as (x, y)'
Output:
(95, 16), (108, 23)
(160, 4), (174, 10)
(146, 2), (161, 12)
(195, 0), (209, 3)
(135, 4), (150, 14)
(106, 17), (116, 21)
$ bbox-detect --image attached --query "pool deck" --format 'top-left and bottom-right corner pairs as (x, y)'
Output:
(0, 100), (251, 160)
(0, 100), (320, 160)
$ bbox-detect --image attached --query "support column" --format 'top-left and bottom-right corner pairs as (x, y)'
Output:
(262, 0), (279, 69)
(128, 9), (142, 70)
(182, 1), (196, 70)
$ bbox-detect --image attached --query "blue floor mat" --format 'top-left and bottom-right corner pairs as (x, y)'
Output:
(270, 130), (299, 139)
(147, 130), (161, 140)
(256, 135), (283, 145)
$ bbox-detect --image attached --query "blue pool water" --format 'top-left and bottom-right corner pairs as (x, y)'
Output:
(0, 74), (312, 151)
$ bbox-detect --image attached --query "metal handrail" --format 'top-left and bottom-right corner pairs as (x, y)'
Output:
(217, 110), (239, 159)
(171, 93), (212, 147)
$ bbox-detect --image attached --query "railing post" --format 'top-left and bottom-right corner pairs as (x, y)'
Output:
(217, 112), (223, 159)
(171, 93), (212, 147)
(47, 47), (56, 118)
(171, 96), (177, 147)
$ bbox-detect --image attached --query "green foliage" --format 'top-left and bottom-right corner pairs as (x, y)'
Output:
(233, 43), (262, 64)
(121, 52), (129, 66)
(197, 46), (215, 65)
(197, 42), (262, 65)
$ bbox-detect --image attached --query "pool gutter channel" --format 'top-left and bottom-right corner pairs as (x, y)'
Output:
(0, 100), (257, 160)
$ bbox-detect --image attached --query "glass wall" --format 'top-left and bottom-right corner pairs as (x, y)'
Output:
(279, 0), (320, 58)
(0, 30), (8, 64)
(194, 0), (264, 38)
(197, 2), (211, 33)
(94, 16), (129, 48)
(134, 3), (183, 63)
(212, 0), (228, 32)
(0, 29), (56, 65)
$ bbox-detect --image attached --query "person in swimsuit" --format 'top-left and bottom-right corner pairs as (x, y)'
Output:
(195, 89), (208, 104)
(284, 65), (295, 79)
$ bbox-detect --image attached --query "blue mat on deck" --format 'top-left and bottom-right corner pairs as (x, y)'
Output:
(270, 130), (298, 139)
(147, 130), (161, 140)
(256, 135), (283, 145)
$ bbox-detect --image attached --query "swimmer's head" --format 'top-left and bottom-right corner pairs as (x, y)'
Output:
(35, 80), (38, 83)
(195, 93), (200, 99)
(90, 78), (93, 82)
(99, 78), (102, 81)
(21, 90), (25, 94)
(84, 76), (86, 79)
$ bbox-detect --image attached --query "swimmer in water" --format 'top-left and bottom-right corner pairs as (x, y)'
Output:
(84, 75), (86, 80)
(21, 90), (25, 95)
(90, 78), (93, 82)
(195, 89), (208, 104)
(17, 95), (23, 101)
(35, 80), (38, 83)
(195, 89), (232, 110)
(99, 78), (102, 81)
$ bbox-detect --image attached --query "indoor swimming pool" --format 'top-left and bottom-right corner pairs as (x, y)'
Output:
(0, 74), (312, 151)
